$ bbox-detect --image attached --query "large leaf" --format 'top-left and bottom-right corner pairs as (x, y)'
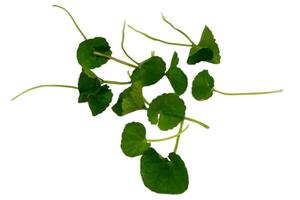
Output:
(147, 93), (186, 131)
(140, 148), (189, 194)
(77, 37), (112, 69)
(121, 122), (150, 157)
(112, 82), (146, 116)
(192, 70), (214, 100)
(78, 72), (113, 116)
(131, 56), (166, 86)
(166, 52), (188, 95)
(187, 26), (220, 65)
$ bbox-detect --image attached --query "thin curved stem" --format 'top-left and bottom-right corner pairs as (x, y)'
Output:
(173, 121), (184, 153)
(93, 51), (137, 68)
(11, 84), (78, 101)
(128, 24), (192, 47)
(102, 80), (131, 85)
(53, 5), (87, 40)
(184, 117), (210, 129)
(143, 98), (150, 106)
(213, 89), (283, 96)
(147, 124), (189, 143)
(161, 14), (196, 46)
(121, 21), (139, 65)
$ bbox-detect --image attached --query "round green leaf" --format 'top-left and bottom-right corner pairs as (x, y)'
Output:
(192, 70), (214, 100)
(187, 26), (220, 65)
(77, 37), (112, 69)
(121, 122), (150, 157)
(112, 82), (145, 116)
(147, 93), (186, 131)
(140, 148), (189, 194)
(88, 85), (113, 116)
(166, 52), (188, 95)
(131, 56), (166, 86)
(78, 71), (101, 103)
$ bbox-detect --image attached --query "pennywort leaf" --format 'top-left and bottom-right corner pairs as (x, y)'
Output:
(140, 148), (189, 194)
(187, 26), (220, 65)
(121, 122), (150, 157)
(147, 93), (186, 131)
(166, 52), (188, 95)
(192, 70), (214, 101)
(131, 56), (166, 86)
(78, 72), (113, 116)
(112, 82), (146, 116)
(77, 37), (112, 69)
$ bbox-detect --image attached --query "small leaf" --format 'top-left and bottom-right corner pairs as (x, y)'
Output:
(77, 37), (112, 69)
(147, 93), (186, 131)
(112, 82), (146, 116)
(166, 52), (188, 95)
(121, 122), (150, 157)
(78, 72), (113, 116)
(192, 70), (214, 100)
(88, 85), (113, 116)
(187, 26), (220, 65)
(140, 148), (189, 194)
(131, 56), (166, 86)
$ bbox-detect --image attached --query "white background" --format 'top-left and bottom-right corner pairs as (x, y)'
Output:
(0, 0), (299, 199)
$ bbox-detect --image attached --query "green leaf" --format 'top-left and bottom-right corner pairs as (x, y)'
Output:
(88, 85), (113, 116)
(121, 122), (150, 157)
(192, 70), (214, 100)
(187, 26), (220, 65)
(112, 82), (146, 116)
(78, 72), (113, 116)
(77, 37), (112, 69)
(166, 52), (188, 95)
(131, 56), (166, 86)
(140, 148), (189, 194)
(147, 93), (186, 131)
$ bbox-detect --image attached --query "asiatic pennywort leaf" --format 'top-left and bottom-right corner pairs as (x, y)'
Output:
(192, 70), (214, 100)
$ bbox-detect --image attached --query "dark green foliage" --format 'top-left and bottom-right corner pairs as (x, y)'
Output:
(192, 70), (215, 100)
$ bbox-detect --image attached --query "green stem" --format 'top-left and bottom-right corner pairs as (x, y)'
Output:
(184, 117), (210, 129)
(143, 97), (150, 106)
(121, 21), (139, 65)
(161, 14), (196, 46)
(11, 84), (78, 101)
(102, 80), (131, 85)
(213, 89), (283, 96)
(147, 124), (189, 142)
(93, 51), (137, 68)
(53, 5), (87, 40)
(128, 24), (192, 47)
(173, 121), (184, 153)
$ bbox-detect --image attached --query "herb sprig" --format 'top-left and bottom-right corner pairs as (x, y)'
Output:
(11, 5), (283, 195)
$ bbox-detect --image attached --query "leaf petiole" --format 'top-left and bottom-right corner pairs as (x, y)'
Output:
(173, 121), (184, 153)
(147, 124), (189, 142)
(161, 14), (196, 46)
(121, 21), (139, 65)
(128, 24), (192, 47)
(102, 80), (131, 85)
(53, 5), (87, 40)
(93, 51), (138, 68)
(213, 89), (283, 96)
(184, 117), (210, 129)
(11, 84), (78, 101)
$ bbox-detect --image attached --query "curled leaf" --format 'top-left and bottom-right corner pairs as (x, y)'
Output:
(192, 70), (214, 100)
(121, 122), (150, 157)
(147, 93), (186, 131)
(140, 148), (189, 194)
(77, 37), (112, 69)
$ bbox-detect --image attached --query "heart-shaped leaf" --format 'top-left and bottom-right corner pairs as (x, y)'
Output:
(112, 82), (146, 116)
(140, 148), (189, 194)
(166, 52), (188, 95)
(192, 70), (214, 100)
(77, 37), (112, 69)
(121, 122), (150, 157)
(187, 26), (220, 65)
(147, 93), (186, 131)
(131, 56), (166, 86)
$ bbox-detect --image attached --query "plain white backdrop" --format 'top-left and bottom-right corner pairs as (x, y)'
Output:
(0, 0), (299, 199)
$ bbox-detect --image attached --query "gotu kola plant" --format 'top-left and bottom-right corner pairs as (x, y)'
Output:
(11, 5), (283, 195)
